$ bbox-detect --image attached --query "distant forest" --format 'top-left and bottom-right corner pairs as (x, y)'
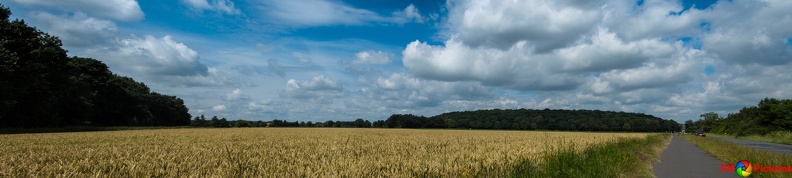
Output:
(0, 5), (191, 128)
(686, 98), (792, 136)
(379, 109), (680, 132)
(241, 109), (681, 132)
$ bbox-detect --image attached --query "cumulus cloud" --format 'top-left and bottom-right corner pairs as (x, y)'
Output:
(367, 73), (493, 108)
(602, 0), (705, 41)
(403, 39), (560, 90)
(403, 28), (685, 91)
(83, 35), (234, 87)
(394, 0), (792, 122)
(255, 0), (425, 27)
(404, 0), (712, 93)
(282, 75), (345, 102)
(585, 52), (701, 94)
(10, 0), (144, 21)
(28, 11), (118, 48)
(443, 0), (603, 51)
(404, 0), (708, 92)
(554, 29), (680, 73)
(212, 105), (227, 111)
(225, 88), (251, 101)
(94, 35), (209, 76)
(181, 0), (241, 15)
(353, 51), (392, 65)
(247, 99), (274, 111)
(700, 0), (792, 65)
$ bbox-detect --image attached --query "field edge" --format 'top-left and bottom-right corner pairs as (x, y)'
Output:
(682, 135), (792, 178)
(505, 133), (670, 178)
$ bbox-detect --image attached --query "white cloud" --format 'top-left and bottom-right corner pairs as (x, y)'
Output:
(225, 88), (250, 101)
(255, 0), (425, 27)
(28, 11), (117, 47)
(247, 100), (273, 111)
(181, 0), (241, 15)
(79, 35), (235, 87)
(353, 51), (392, 65)
(368, 73), (493, 108)
(153, 67), (235, 87)
(555, 29), (679, 73)
(400, 39), (558, 90)
(443, 0), (603, 51)
(586, 53), (700, 93)
(700, 0), (792, 65)
(11, 0), (144, 21)
(391, 4), (424, 24)
(93, 35), (209, 76)
(394, 0), (792, 122)
(282, 75), (345, 102)
(602, 0), (705, 40)
(212, 105), (227, 111)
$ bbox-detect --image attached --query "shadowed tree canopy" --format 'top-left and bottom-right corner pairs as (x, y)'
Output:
(0, 5), (190, 128)
(380, 109), (680, 132)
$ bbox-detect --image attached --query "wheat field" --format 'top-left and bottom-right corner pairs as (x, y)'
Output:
(0, 128), (650, 177)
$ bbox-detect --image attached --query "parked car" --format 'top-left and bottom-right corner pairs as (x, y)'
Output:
(695, 130), (706, 137)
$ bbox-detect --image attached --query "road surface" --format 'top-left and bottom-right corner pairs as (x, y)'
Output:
(710, 136), (792, 155)
(653, 136), (736, 178)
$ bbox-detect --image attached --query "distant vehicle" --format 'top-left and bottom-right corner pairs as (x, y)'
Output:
(695, 130), (706, 137)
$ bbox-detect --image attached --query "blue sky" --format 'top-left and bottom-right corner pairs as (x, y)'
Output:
(5, 0), (792, 123)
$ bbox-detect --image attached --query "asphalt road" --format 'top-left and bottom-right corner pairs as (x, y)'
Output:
(710, 136), (792, 155)
(653, 136), (737, 178)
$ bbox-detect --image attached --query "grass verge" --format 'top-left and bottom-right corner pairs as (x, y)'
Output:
(710, 131), (792, 145)
(682, 134), (792, 178)
(506, 134), (670, 178)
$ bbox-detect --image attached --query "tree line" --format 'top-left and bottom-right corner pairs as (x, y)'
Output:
(686, 98), (792, 136)
(230, 109), (680, 132)
(190, 116), (374, 128)
(375, 109), (680, 132)
(0, 5), (191, 128)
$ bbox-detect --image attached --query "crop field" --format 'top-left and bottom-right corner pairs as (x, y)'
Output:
(0, 128), (652, 177)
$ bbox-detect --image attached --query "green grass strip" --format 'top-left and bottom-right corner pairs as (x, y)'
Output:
(683, 135), (792, 178)
(506, 134), (670, 178)
(709, 131), (792, 146)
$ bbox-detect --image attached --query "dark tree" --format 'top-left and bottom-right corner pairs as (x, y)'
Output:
(0, 5), (192, 128)
(384, 109), (680, 132)
(0, 5), (71, 127)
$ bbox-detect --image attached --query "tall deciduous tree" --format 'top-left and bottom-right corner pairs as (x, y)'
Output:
(1, 5), (72, 127)
(0, 4), (191, 128)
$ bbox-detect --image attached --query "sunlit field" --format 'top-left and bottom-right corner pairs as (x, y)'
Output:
(0, 128), (651, 177)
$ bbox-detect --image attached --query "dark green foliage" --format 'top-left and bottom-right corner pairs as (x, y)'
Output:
(0, 4), (71, 127)
(690, 98), (792, 136)
(372, 120), (386, 128)
(191, 118), (376, 128)
(234, 120), (252, 127)
(0, 5), (191, 128)
(384, 109), (680, 132)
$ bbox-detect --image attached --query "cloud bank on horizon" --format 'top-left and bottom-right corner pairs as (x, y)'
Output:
(5, 0), (792, 122)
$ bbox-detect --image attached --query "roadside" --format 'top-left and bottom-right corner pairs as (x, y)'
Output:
(710, 136), (792, 155)
(653, 135), (735, 178)
(684, 135), (792, 178)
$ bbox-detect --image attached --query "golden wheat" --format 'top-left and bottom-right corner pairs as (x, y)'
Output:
(0, 128), (649, 177)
